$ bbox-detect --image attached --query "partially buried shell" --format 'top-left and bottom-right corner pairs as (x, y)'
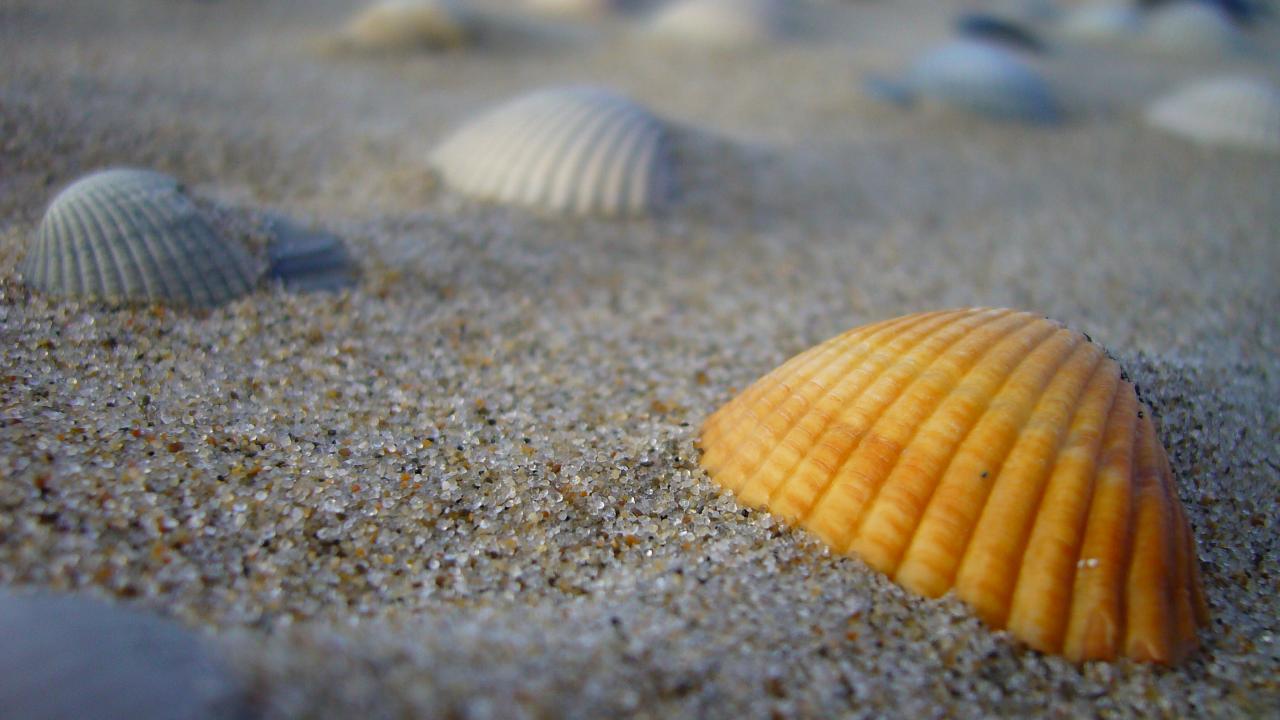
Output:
(1056, 2), (1143, 45)
(429, 86), (673, 217)
(644, 0), (788, 48)
(523, 0), (637, 18)
(699, 308), (1208, 664)
(21, 168), (259, 308)
(903, 40), (1061, 123)
(338, 0), (475, 51)
(1145, 76), (1280, 153)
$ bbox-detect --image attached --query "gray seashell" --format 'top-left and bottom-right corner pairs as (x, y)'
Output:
(21, 168), (260, 308)
(645, 0), (788, 48)
(0, 589), (247, 720)
(1146, 76), (1280, 152)
(1140, 1), (1244, 55)
(338, 0), (476, 51)
(1057, 2), (1143, 45)
(430, 86), (674, 217)
(264, 215), (357, 293)
(904, 40), (1061, 124)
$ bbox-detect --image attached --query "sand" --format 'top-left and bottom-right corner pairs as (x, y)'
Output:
(1, 0), (1278, 717)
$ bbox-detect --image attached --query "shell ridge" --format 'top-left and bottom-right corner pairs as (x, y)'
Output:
(840, 311), (1049, 566)
(954, 340), (1104, 628)
(595, 110), (648, 215)
(504, 96), (597, 208)
(107, 182), (195, 302)
(577, 104), (646, 215)
(89, 185), (166, 301)
(1005, 358), (1122, 654)
(702, 311), (963, 484)
(1154, 431), (1200, 659)
(789, 310), (1018, 534)
(172, 218), (225, 306)
(707, 314), (942, 493)
(40, 205), (73, 295)
(1062, 382), (1139, 660)
(128, 191), (205, 304)
(1122, 414), (1178, 662)
(69, 190), (127, 299)
(893, 323), (1078, 596)
(545, 99), (628, 212)
(612, 114), (663, 215)
(735, 310), (983, 506)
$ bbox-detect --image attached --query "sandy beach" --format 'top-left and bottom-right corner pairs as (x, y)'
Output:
(2, 0), (1278, 716)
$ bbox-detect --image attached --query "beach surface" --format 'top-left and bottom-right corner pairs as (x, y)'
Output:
(1, 1), (1278, 717)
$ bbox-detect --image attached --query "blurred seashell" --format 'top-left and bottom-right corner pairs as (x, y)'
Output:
(338, 0), (475, 51)
(21, 168), (260, 308)
(1140, 1), (1243, 55)
(523, 0), (639, 18)
(264, 215), (357, 292)
(907, 40), (1061, 123)
(954, 11), (1046, 54)
(645, 0), (788, 48)
(1057, 2), (1143, 44)
(1146, 76), (1280, 153)
(699, 308), (1208, 663)
(430, 86), (673, 217)
(0, 589), (247, 720)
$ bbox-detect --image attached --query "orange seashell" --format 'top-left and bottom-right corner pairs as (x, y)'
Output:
(699, 308), (1208, 664)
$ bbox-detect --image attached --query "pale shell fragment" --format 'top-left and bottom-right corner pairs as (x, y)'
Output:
(0, 589), (247, 719)
(1146, 76), (1280, 153)
(1140, 1), (1243, 56)
(645, 0), (788, 48)
(1057, 2), (1143, 45)
(523, 0), (637, 18)
(699, 308), (1209, 664)
(429, 86), (674, 217)
(339, 0), (476, 51)
(21, 168), (260, 308)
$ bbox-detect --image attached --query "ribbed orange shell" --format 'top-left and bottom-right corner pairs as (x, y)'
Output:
(699, 308), (1208, 664)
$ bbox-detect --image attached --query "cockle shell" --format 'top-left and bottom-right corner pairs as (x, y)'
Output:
(905, 40), (1061, 123)
(1145, 76), (1280, 153)
(429, 86), (673, 217)
(645, 0), (788, 48)
(339, 0), (475, 51)
(0, 589), (246, 719)
(21, 168), (260, 308)
(699, 308), (1208, 663)
(1140, 1), (1243, 55)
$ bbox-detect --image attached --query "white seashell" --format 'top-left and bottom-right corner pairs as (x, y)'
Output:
(1146, 76), (1280, 153)
(1057, 2), (1143, 45)
(523, 0), (638, 18)
(645, 0), (788, 48)
(1140, 1), (1243, 55)
(21, 168), (260, 308)
(0, 589), (246, 720)
(429, 86), (674, 217)
(339, 0), (476, 51)
(907, 40), (1061, 123)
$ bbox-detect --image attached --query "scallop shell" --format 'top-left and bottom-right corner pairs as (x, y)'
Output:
(1146, 76), (1280, 153)
(1140, 1), (1243, 55)
(1057, 3), (1143, 45)
(429, 86), (673, 217)
(699, 308), (1208, 663)
(907, 40), (1061, 123)
(645, 0), (788, 48)
(339, 0), (475, 51)
(21, 168), (260, 308)
(0, 589), (246, 719)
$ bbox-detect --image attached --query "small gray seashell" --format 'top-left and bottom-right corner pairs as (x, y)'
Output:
(645, 0), (789, 48)
(904, 40), (1061, 123)
(1140, 1), (1244, 55)
(264, 215), (357, 292)
(1146, 76), (1280, 152)
(0, 589), (247, 720)
(338, 0), (476, 51)
(1057, 2), (1143, 45)
(430, 86), (674, 217)
(21, 168), (260, 308)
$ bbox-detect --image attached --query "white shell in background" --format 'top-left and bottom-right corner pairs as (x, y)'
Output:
(1057, 2), (1143, 45)
(1140, 1), (1243, 55)
(429, 86), (674, 217)
(908, 40), (1061, 123)
(0, 590), (246, 720)
(523, 0), (638, 18)
(645, 0), (788, 48)
(21, 168), (260, 308)
(340, 0), (476, 50)
(1146, 76), (1280, 153)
